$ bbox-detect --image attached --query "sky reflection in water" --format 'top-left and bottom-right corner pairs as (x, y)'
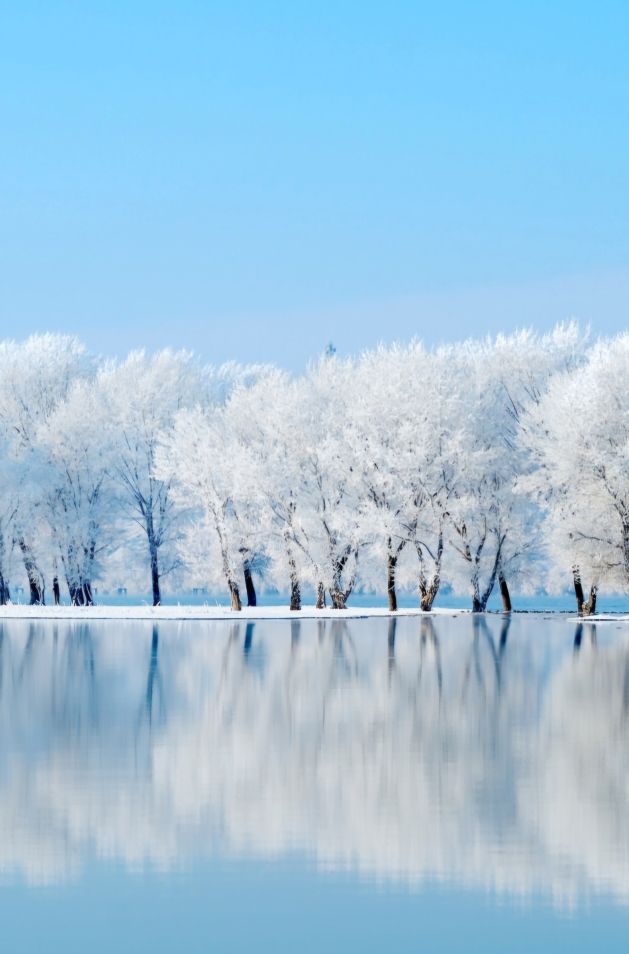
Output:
(0, 614), (628, 952)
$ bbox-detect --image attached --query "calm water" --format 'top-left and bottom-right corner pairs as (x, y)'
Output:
(0, 614), (628, 952)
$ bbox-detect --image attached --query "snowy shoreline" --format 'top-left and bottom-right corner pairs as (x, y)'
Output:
(0, 604), (464, 621)
(0, 604), (626, 622)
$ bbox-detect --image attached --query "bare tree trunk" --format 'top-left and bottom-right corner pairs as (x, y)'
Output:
(420, 579), (439, 611)
(29, 578), (45, 605)
(572, 566), (597, 616)
(582, 584), (598, 616)
(228, 580), (242, 612)
(144, 510), (161, 606)
(0, 532), (9, 605)
(473, 538), (504, 612)
(52, 576), (61, 606)
(471, 556), (483, 610)
(150, 548), (161, 607)
(290, 577), (301, 611)
(454, 523), (501, 612)
(284, 536), (301, 610)
(18, 539), (45, 605)
(316, 582), (326, 609)
(498, 571), (512, 612)
(82, 581), (94, 606)
(417, 531), (443, 611)
(242, 559), (257, 607)
(387, 545), (398, 612)
(453, 523), (483, 611)
(216, 522), (241, 611)
(69, 584), (83, 606)
(573, 565), (585, 616)
(329, 550), (355, 610)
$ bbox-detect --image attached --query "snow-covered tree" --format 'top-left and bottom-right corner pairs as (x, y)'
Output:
(0, 334), (92, 603)
(0, 324), (617, 612)
(99, 350), (203, 605)
(295, 357), (365, 609)
(157, 404), (254, 610)
(35, 377), (117, 604)
(346, 343), (460, 611)
(220, 369), (311, 610)
(524, 333), (629, 614)
(446, 327), (584, 611)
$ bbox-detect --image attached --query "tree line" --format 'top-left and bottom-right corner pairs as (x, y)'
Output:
(0, 325), (624, 614)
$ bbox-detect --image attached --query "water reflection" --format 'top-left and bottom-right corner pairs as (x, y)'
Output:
(0, 614), (628, 908)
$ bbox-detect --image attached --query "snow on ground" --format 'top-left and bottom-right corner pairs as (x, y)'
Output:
(567, 614), (629, 622)
(2, 604), (626, 622)
(0, 604), (470, 621)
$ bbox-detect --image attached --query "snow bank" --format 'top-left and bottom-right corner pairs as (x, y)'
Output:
(0, 603), (468, 621)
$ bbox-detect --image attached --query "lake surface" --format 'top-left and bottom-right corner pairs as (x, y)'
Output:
(0, 614), (628, 952)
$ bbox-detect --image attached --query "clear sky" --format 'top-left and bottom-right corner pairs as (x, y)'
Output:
(1, 1), (628, 368)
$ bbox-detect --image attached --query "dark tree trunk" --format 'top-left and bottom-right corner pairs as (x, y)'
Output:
(582, 585), (597, 616)
(330, 589), (348, 610)
(150, 550), (161, 607)
(316, 582), (326, 609)
(417, 531), (443, 612)
(387, 549), (398, 612)
(572, 566), (597, 616)
(498, 572), (512, 612)
(573, 566), (585, 616)
(82, 581), (94, 606)
(28, 578), (44, 605)
(69, 584), (83, 606)
(284, 539), (301, 610)
(455, 524), (502, 613)
(420, 570), (441, 611)
(420, 583), (438, 611)
(19, 540), (45, 605)
(228, 580), (242, 612)
(0, 572), (9, 605)
(329, 552), (355, 610)
(243, 560), (257, 607)
(471, 542), (503, 612)
(53, 576), (61, 606)
(290, 577), (301, 611)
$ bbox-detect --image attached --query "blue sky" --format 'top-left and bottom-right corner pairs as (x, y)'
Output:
(1, 1), (627, 367)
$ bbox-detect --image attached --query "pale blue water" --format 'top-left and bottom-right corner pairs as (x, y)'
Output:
(0, 615), (628, 952)
(11, 586), (629, 614)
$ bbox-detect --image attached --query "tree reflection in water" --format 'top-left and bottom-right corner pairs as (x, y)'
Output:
(0, 614), (627, 908)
